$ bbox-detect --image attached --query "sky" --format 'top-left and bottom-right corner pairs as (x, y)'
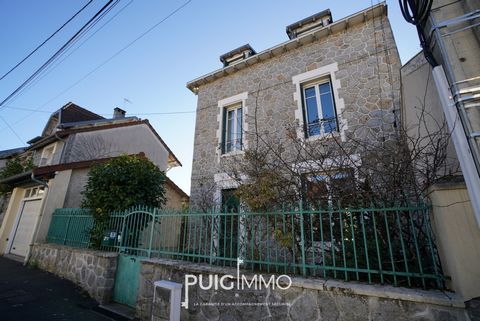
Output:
(0, 0), (421, 195)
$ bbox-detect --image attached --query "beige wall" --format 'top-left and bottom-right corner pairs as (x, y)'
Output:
(165, 183), (188, 211)
(34, 169), (72, 243)
(63, 168), (90, 208)
(0, 188), (25, 254)
(64, 124), (170, 171)
(401, 52), (460, 177)
(428, 182), (480, 300)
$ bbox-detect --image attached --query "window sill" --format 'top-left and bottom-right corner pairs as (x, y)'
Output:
(306, 131), (341, 142)
(220, 150), (245, 158)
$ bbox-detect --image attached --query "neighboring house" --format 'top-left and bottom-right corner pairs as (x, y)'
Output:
(165, 177), (189, 210)
(400, 0), (480, 303)
(0, 147), (28, 228)
(187, 3), (401, 208)
(0, 102), (187, 261)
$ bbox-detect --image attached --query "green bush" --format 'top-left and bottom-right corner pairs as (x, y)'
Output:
(0, 155), (33, 195)
(82, 155), (166, 248)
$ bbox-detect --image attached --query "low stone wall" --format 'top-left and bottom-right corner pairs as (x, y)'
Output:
(29, 243), (118, 304)
(137, 259), (467, 321)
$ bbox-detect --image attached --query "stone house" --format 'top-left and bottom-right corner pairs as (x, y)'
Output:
(0, 102), (188, 262)
(187, 3), (401, 208)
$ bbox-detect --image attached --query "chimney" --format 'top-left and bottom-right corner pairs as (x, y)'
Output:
(286, 9), (332, 40)
(113, 107), (126, 119)
(219, 44), (256, 67)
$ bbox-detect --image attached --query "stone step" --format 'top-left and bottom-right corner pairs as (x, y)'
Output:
(94, 302), (137, 321)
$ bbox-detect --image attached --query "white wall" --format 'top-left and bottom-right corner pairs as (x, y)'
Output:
(65, 124), (170, 171)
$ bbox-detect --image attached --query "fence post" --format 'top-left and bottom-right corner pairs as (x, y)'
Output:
(210, 207), (215, 264)
(299, 200), (306, 276)
(148, 208), (156, 258)
(63, 213), (72, 245)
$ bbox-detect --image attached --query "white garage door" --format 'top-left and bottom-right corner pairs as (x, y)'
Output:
(10, 199), (42, 257)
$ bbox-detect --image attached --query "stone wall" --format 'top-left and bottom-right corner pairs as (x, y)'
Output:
(137, 258), (467, 321)
(29, 243), (118, 304)
(189, 9), (402, 207)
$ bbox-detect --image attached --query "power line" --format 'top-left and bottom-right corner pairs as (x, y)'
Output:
(2, 104), (196, 115)
(0, 0), (94, 82)
(0, 115), (24, 144)
(38, 0), (193, 107)
(7, 0), (133, 104)
(0, 0), (118, 109)
(0, 0), (193, 125)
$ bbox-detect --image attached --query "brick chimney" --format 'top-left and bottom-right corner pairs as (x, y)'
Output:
(113, 107), (126, 119)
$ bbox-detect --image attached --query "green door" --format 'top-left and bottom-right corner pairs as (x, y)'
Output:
(220, 189), (239, 259)
(113, 254), (141, 307)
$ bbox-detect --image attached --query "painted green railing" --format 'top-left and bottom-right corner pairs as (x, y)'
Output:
(46, 204), (444, 289)
(46, 208), (94, 248)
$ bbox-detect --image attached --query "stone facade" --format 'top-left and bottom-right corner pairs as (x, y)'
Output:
(29, 243), (118, 304)
(188, 4), (402, 207)
(137, 258), (467, 321)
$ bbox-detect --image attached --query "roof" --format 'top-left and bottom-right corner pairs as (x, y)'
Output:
(41, 102), (104, 137)
(58, 116), (139, 129)
(0, 170), (32, 185)
(56, 102), (104, 123)
(0, 147), (27, 159)
(186, 2), (387, 93)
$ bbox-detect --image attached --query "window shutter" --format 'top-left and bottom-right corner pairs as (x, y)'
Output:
(221, 107), (227, 154)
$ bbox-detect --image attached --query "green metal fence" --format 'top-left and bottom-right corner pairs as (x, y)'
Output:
(46, 203), (444, 289)
(46, 208), (94, 248)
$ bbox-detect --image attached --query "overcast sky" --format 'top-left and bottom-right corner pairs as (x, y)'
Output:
(0, 0), (420, 194)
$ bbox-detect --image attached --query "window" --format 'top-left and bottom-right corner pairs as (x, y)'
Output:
(222, 103), (243, 154)
(23, 186), (45, 199)
(303, 169), (354, 204)
(39, 144), (56, 166)
(302, 79), (338, 138)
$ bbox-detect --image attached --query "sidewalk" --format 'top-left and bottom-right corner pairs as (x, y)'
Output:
(0, 256), (112, 321)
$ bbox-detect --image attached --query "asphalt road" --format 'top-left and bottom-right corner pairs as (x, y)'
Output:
(0, 256), (113, 321)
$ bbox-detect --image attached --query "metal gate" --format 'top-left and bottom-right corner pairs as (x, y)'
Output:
(108, 208), (157, 307)
(112, 254), (141, 307)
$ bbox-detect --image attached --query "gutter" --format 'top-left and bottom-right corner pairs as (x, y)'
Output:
(30, 171), (49, 188)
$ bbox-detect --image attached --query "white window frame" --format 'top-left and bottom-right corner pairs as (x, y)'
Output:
(302, 78), (338, 138)
(216, 92), (248, 160)
(39, 143), (57, 166)
(292, 62), (347, 141)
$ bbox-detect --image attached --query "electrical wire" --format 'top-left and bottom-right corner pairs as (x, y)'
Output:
(0, 0), (118, 109)
(399, 0), (437, 66)
(2, 104), (195, 116)
(7, 0), (132, 104)
(0, 115), (24, 144)
(0, 0), (193, 127)
(0, 0), (94, 82)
